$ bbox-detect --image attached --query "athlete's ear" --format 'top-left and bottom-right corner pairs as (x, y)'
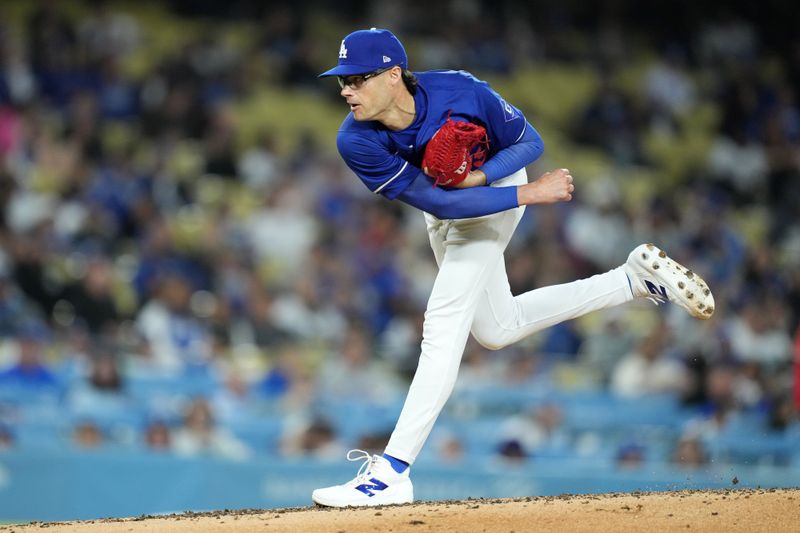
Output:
(389, 65), (402, 85)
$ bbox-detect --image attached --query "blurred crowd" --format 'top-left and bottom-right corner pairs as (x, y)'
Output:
(0, 0), (798, 469)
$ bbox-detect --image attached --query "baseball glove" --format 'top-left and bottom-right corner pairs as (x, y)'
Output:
(422, 116), (489, 187)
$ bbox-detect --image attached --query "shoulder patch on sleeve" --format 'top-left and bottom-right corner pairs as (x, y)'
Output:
(500, 98), (519, 122)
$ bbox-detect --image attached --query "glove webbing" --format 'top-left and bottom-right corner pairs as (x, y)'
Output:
(426, 115), (489, 187)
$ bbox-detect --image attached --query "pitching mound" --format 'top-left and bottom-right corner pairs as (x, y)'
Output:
(3, 488), (797, 532)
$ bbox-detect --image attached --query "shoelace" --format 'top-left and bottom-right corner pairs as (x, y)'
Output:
(346, 449), (377, 484)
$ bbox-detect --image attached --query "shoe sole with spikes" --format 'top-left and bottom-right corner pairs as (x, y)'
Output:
(626, 243), (715, 320)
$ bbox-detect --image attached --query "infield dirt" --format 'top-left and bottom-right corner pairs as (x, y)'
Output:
(2, 488), (797, 532)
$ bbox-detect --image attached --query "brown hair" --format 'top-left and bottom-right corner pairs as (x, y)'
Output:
(402, 69), (418, 95)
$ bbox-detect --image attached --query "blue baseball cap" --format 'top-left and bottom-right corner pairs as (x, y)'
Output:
(319, 28), (408, 77)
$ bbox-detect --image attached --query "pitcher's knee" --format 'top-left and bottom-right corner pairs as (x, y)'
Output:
(471, 329), (510, 351)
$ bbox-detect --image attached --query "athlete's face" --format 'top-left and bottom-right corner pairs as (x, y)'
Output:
(339, 66), (397, 121)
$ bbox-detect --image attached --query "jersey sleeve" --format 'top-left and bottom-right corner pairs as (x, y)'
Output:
(396, 173), (519, 219)
(474, 80), (528, 150)
(479, 121), (544, 184)
(336, 131), (419, 199)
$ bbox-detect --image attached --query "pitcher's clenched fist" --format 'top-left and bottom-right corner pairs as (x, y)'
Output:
(517, 168), (574, 205)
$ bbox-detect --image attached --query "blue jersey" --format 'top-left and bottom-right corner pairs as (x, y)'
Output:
(337, 70), (531, 200)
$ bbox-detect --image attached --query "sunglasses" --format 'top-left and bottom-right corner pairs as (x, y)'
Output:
(337, 67), (393, 90)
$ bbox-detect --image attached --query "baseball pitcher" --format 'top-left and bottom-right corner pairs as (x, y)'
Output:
(313, 28), (714, 507)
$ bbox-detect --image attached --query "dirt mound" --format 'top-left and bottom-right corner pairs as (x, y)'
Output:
(3, 488), (797, 532)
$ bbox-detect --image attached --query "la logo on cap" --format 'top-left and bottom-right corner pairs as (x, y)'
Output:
(339, 40), (348, 59)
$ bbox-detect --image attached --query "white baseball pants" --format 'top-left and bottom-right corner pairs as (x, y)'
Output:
(383, 168), (634, 463)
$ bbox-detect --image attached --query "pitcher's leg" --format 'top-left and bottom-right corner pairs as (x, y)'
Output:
(384, 225), (522, 463)
(471, 259), (632, 350)
(382, 271), (479, 463)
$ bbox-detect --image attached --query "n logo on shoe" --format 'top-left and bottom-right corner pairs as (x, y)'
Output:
(645, 280), (668, 299)
(355, 478), (388, 497)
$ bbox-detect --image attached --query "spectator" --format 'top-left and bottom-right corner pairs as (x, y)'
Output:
(172, 397), (250, 461)
(234, 280), (294, 350)
(143, 420), (171, 451)
(706, 124), (769, 203)
(203, 107), (238, 178)
(379, 303), (424, 377)
(8, 231), (60, 319)
(684, 364), (742, 440)
(0, 425), (14, 450)
(453, 341), (504, 391)
(671, 435), (708, 469)
(280, 417), (344, 460)
(212, 370), (260, 423)
(251, 344), (317, 414)
(642, 46), (697, 121)
(0, 269), (43, 338)
(72, 421), (104, 449)
(768, 394), (797, 432)
(26, 0), (79, 105)
(728, 297), (793, 366)
(0, 38), (37, 106)
(616, 443), (646, 470)
(354, 431), (394, 457)
(564, 176), (631, 270)
(58, 256), (120, 335)
(573, 71), (646, 165)
(611, 324), (688, 397)
(237, 132), (281, 191)
(67, 348), (131, 418)
(316, 322), (403, 403)
(698, 13), (757, 66)
(136, 273), (213, 373)
(498, 403), (569, 454)
(270, 275), (346, 343)
(247, 181), (320, 276)
(76, 0), (140, 64)
(253, 344), (308, 401)
(496, 439), (527, 463)
(579, 311), (636, 384)
(432, 431), (465, 464)
(503, 350), (549, 387)
(0, 324), (59, 391)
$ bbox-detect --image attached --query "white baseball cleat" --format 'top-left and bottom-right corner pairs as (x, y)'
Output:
(624, 243), (715, 320)
(311, 450), (414, 507)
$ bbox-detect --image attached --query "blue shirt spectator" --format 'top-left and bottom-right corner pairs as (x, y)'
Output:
(0, 327), (59, 391)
